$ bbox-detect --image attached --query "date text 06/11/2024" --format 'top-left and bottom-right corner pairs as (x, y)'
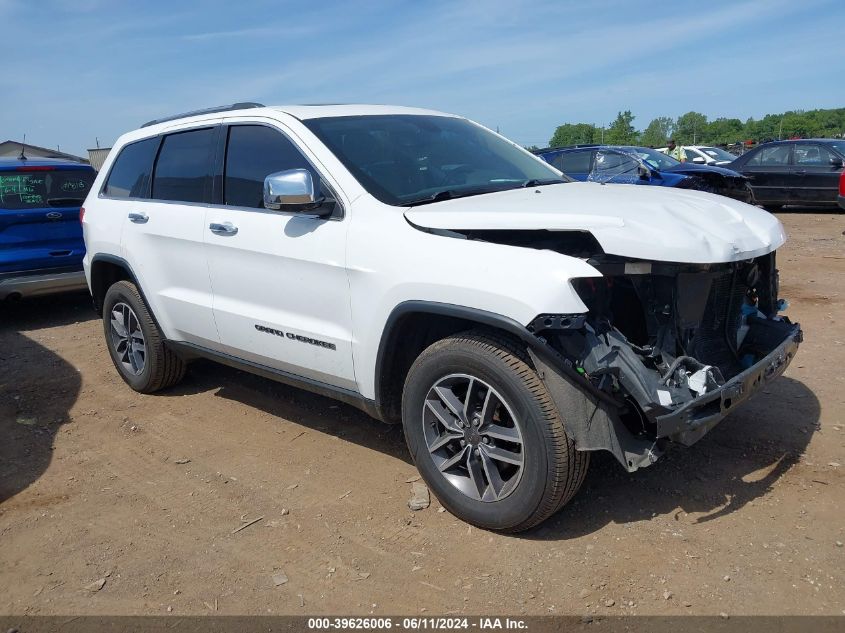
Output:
(307, 617), (528, 630)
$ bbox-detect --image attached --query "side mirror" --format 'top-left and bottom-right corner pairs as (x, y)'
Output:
(830, 156), (844, 168)
(637, 164), (652, 180)
(263, 169), (324, 211)
(691, 156), (706, 164)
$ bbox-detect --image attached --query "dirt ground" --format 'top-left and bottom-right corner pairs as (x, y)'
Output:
(1, 211), (843, 617)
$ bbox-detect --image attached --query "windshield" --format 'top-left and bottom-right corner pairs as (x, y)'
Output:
(622, 147), (680, 170)
(699, 146), (736, 161)
(829, 141), (845, 157)
(303, 115), (566, 206)
(0, 168), (95, 210)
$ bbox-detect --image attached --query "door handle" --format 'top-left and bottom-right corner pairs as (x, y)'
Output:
(209, 222), (238, 235)
(128, 212), (148, 223)
(793, 170), (806, 176)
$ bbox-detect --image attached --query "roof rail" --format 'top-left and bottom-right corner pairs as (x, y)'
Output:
(140, 102), (265, 128)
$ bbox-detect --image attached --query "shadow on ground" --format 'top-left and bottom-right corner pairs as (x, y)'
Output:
(169, 355), (817, 539)
(2, 293), (816, 538)
(531, 375), (818, 539)
(166, 358), (411, 464)
(0, 292), (93, 502)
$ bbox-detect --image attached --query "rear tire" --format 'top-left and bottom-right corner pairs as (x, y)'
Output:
(102, 280), (186, 393)
(401, 331), (588, 532)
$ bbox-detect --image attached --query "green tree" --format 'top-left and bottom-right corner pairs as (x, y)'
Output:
(549, 123), (597, 147)
(746, 114), (780, 142)
(674, 111), (708, 145)
(706, 117), (744, 145)
(547, 107), (845, 150)
(639, 116), (674, 148)
(605, 110), (638, 145)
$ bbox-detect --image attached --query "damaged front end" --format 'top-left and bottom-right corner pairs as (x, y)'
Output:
(674, 171), (753, 204)
(528, 251), (802, 471)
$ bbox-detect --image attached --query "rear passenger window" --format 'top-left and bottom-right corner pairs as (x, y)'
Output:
(152, 128), (214, 203)
(555, 151), (592, 174)
(103, 138), (158, 198)
(224, 125), (319, 208)
(747, 145), (791, 167)
(793, 144), (834, 166)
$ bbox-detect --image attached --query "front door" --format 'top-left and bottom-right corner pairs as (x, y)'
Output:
(741, 144), (793, 204)
(204, 123), (355, 391)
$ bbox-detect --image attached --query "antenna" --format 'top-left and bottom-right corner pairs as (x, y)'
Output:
(18, 134), (27, 160)
(96, 137), (100, 149)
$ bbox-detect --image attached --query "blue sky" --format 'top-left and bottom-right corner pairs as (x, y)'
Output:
(2, 0), (844, 156)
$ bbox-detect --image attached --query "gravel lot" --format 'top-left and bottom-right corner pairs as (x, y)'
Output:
(1, 211), (843, 616)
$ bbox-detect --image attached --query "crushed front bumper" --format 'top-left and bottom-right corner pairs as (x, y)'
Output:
(656, 323), (802, 446)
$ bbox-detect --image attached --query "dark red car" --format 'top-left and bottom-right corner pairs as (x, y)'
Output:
(839, 168), (845, 211)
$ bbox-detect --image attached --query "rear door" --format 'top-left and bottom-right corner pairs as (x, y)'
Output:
(118, 127), (219, 346)
(790, 143), (842, 204)
(0, 165), (94, 273)
(738, 144), (793, 203)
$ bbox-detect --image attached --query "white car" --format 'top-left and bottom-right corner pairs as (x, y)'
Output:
(657, 145), (738, 165)
(82, 104), (801, 532)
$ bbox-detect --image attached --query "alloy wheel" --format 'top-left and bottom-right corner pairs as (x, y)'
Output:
(109, 302), (146, 375)
(422, 374), (524, 502)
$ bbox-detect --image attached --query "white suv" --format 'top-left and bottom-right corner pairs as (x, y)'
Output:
(82, 104), (801, 532)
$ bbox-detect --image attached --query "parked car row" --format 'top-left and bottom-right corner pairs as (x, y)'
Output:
(536, 139), (845, 211)
(535, 145), (753, 202)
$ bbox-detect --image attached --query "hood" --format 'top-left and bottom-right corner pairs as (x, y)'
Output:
(663, 162), (744, 178)
(404, 182), (785, 264)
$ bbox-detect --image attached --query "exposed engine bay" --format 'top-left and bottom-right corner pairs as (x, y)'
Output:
(527, 251), (802, 470)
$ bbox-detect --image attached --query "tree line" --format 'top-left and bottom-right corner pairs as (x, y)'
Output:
(545, 107), (845, 149)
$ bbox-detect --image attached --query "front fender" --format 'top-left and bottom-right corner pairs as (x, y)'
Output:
(346, 198), (602, 400)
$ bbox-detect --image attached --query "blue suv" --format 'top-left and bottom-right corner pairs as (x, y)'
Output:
(0, 157), (96, 300)
(536, 145), (752, 203)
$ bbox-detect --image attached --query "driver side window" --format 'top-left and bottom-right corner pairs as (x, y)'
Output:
(747, 145), (791, 167)
(224, 125), (321, 208)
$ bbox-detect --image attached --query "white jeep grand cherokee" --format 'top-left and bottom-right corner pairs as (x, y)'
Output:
(82, 103), (801, 532)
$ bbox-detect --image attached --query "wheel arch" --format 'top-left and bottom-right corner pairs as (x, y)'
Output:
(90, 254), (140, 315)
(373, 301), (567, 424)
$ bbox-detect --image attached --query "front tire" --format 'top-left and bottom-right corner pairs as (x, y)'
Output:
(401, 331), (588, 532)
(102, 280), (186, 393)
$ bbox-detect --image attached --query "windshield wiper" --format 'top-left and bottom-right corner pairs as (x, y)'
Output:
(404, 186), (504, 207)
(404, 179), (567, 206)
(520, 178), (565, 188)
